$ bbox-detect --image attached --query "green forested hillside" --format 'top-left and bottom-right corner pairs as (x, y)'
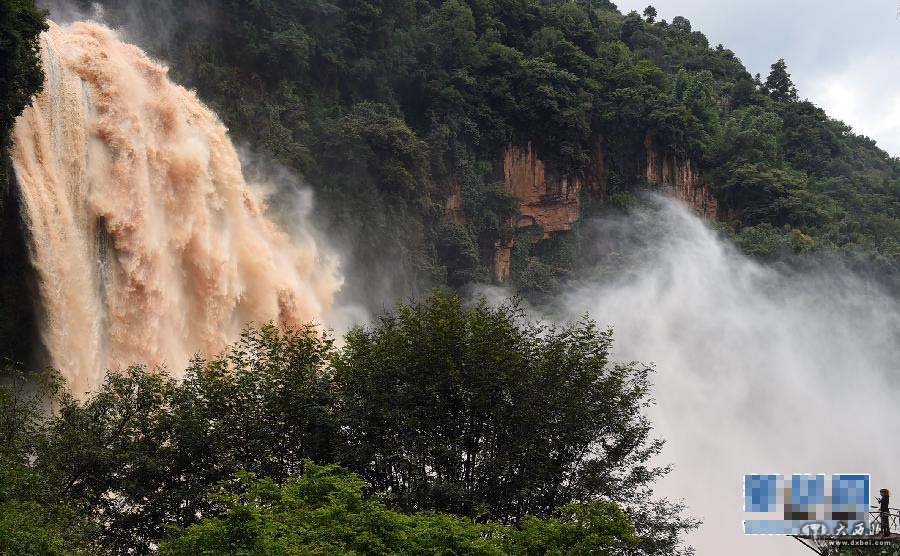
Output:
(69, 0), (900, 301)
(4, 2), (900, 554)
(4, 0), (900, 316)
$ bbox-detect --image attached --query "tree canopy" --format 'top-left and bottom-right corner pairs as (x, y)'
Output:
(763, 58), (798, 103)
(160, 464), (643, 556)
(0, 292), (697, 555)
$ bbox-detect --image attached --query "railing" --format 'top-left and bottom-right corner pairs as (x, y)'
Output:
(867, 507), (900, 536)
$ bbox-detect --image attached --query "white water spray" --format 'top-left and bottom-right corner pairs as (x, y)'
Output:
(561, 196), (900, 555)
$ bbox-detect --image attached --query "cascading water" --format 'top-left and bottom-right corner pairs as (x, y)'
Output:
(11, 21), (341, 396)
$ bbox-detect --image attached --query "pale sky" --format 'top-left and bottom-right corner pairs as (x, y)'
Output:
(614, 0), (900, 156)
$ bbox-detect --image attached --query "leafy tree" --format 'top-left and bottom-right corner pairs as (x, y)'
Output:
(719, 163), (808, 227)
(671, 16), (691, 33)
(35, 325), (337, 554)
(730, 78), (757, 108)
(671, 69), (719, 153)
(0, 368), (90, 555)
(764, 58), (798, 102)
(0, 0), (46, 152)
(160, 463), (502, 556)
(435, 222), (485, 287)
(5, 293), (694, 554)
(642, 6), (657, 23)
(709, 106), (783, 167)
(160, 463), (644, 556)
(333, 290), (694, 552)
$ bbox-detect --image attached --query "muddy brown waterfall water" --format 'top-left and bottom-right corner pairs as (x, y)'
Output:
(11, 21), (341, 396)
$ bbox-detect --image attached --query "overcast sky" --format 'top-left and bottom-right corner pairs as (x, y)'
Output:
(614, 0), (900, 156)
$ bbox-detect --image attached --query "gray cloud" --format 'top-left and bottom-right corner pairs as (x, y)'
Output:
(615, 0), (900, 155)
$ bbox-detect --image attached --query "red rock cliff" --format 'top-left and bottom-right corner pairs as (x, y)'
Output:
(644, 135), (718, 219)
(502, 143), (583, 236)
(447, 138), (717, 283)
(493, 142), (600, 281)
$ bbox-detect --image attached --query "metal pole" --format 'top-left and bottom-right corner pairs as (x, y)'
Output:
(880, 488), (891, 537)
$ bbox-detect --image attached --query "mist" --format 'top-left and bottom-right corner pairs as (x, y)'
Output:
(27, 4), (900, 554)
(556, 196), (900, 555)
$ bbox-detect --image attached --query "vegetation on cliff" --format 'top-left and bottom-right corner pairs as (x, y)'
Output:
(0, 292), (696, 555)
(0, 0), (45, 161)
(4, 0), (900, 349)
(69, 0), (900, 301)
(0, 0), (46, 366)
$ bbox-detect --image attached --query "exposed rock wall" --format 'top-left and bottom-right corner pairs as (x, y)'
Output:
(492, 143), (593, 281)
(644, 135), (718, 219)
(442, 138), (718, 283)
(502, 143), (582, 236)
(443, 178), (465, 225)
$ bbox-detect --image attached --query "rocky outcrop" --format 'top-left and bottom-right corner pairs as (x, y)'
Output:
(443, 178), (465, 225)
(502, 143), (583, 237)
(492, 142), (598, 281)
(443, 137), (719, 283)
(645, 135), (718, 219)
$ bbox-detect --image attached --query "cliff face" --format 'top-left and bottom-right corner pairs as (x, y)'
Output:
(502, 143), (583, 236)
(644, 135), (718, 219)
(493, 143), (593, 281)
(445, 139), (719, 283)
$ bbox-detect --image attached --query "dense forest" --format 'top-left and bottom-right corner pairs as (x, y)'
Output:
(67, 0), (900, 296)
(4, 0), (900, 356)
(3, 0), (900, 554)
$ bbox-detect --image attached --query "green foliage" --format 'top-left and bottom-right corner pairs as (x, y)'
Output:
(512, 501), (640, 555)
(161, 464), (643, 556)
(320, 102), (432, 200)
(719, 163), (809, 226)
(0, 0), (46, 364)
(735, 224), (816, 258)
(160, 464), (504, 556)
(0, 293), (695, 554)
(764, 58), (798, 103)
(510, 225), (552, 295)
(33, 324), (337, 553)
(332, 291), (687, 549)
(0, 0), (46, 152)
(709, 106), (782, 167)
(0, 499), (79, 556)
(435, 222), (485, 287)
(0, 369), (89, 555)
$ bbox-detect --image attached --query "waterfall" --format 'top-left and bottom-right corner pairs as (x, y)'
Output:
(11, 21), (341, 395)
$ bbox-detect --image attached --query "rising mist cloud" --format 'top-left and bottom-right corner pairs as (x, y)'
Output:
(559, 196), (900, 555)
